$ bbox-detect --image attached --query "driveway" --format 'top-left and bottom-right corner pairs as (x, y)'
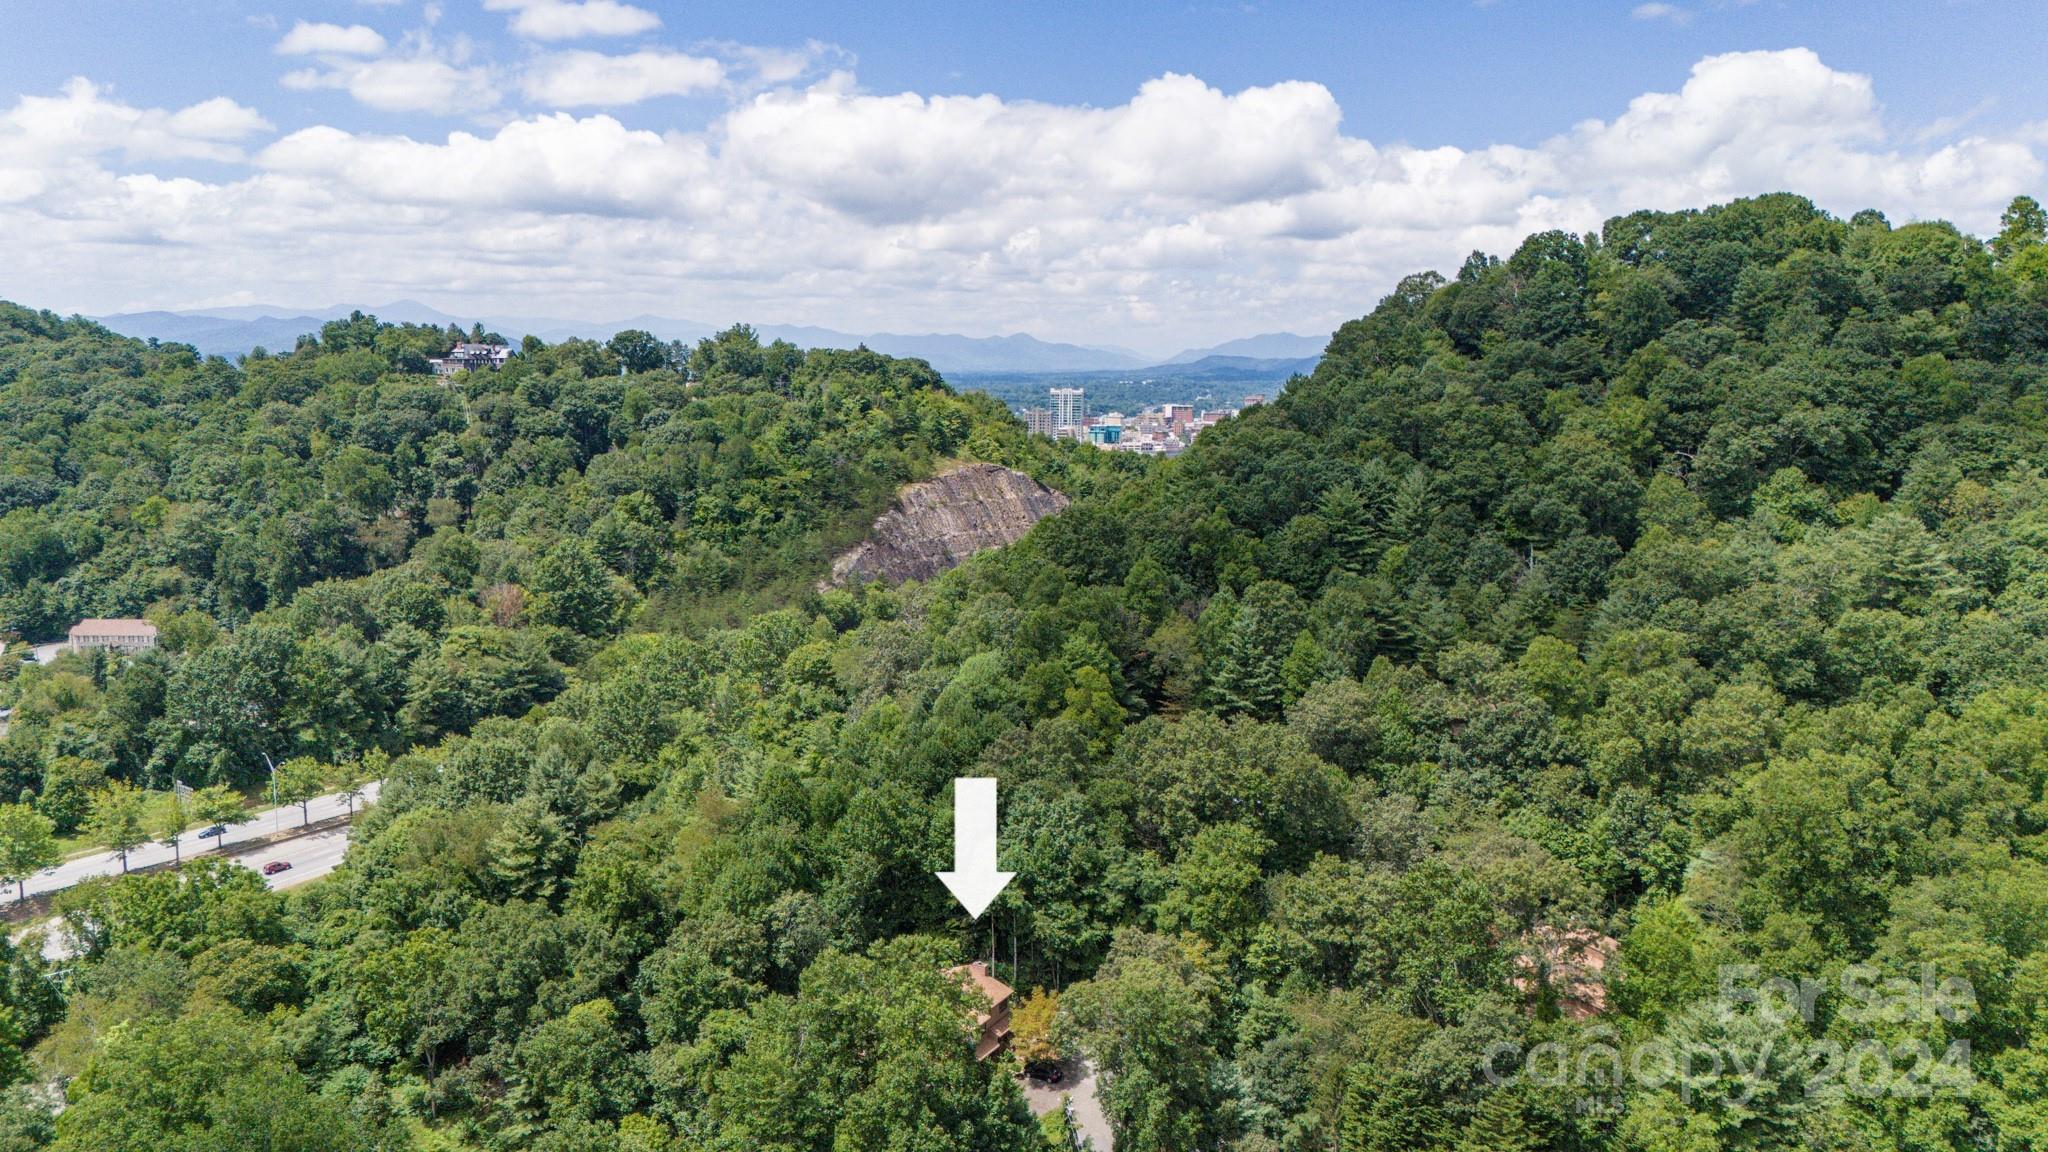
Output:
(1020, 1058), (1113, 1150)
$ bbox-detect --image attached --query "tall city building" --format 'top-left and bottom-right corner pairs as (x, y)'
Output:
(1051, 386), (1085, 430)
(1022, 407), (1055, 437)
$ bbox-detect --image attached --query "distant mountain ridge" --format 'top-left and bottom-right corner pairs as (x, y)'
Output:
(91, 303), (1319, 376)
(94, 310), (333, 356)
(1157, 354), (1319, 380)
(1160, 332), (1325, 363)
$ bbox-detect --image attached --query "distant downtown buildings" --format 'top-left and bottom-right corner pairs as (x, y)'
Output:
(1051, 386), (1086, 430)
(1017, 385), (1263, 457)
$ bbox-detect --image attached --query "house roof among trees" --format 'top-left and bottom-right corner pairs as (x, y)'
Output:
(948, 961), (1013, 1018)
(68, 618), (157, 637)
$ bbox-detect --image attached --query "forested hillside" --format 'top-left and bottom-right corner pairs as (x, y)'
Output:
(4, 192), (2048, 1152)
(0, 316), (1120, 799)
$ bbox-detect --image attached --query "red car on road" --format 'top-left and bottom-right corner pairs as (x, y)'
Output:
(262, 861), (292, 876)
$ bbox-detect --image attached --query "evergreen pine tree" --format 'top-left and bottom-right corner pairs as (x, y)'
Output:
(1389, 466), (1434, 542)
(1860, 512), (1956, 611)
(1211, 582), (1306, 719)
(1456, 1085), (1545, 1152)
(1320, 483), (1378, 574)
(1280, 629), (1339, 705)
(1338, 1064), (1443, 1152)
(488, 796), (570, 902)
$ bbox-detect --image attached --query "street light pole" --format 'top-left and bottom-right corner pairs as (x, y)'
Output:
(261, 752), (279, 833)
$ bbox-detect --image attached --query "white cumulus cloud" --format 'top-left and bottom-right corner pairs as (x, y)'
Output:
(3, 49), (2044, 351)
(0, 79), (269, 168)
(486, 0), (661, 41)
(1632, 3), (1693, 25)
(708, 39), (854, 91)
(523, 49), (725, 106)
(275, 21), (389, 56)
(281, 46), (500, 115)
(259, 114), (713, 214)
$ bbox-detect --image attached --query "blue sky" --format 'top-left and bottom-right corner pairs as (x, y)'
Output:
(5, 1), (2040, 146)
(2, 0), (2044, 352)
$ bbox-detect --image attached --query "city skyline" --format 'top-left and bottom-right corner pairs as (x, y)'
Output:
(1016, 382), (1268, 457)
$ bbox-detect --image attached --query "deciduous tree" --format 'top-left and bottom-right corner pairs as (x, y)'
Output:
(191, 784), (248, 854)
(83, 783), (148, 873)
(0, 805), (58, 903)
(147, 790), (192, 866)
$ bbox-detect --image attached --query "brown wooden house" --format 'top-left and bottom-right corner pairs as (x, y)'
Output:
(947, 961), (1014, 1062)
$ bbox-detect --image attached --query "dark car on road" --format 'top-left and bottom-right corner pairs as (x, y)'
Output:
(262, 861), (291, 875)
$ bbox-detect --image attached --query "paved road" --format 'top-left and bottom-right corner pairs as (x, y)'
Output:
(9, 781), (381, 903)
(18, 820), (365, 961)
(238, 826), (354, 891)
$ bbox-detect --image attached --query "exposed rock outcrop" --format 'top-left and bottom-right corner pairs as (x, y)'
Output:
(830, 463), (1067, 585)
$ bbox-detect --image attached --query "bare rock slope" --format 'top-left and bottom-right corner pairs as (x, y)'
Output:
(831, 463), (1068, 585)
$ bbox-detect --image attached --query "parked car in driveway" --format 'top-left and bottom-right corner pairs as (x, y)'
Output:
(262, 860), (291, 875)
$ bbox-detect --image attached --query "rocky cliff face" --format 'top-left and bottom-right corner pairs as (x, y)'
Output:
(830, 463), (1068, 585)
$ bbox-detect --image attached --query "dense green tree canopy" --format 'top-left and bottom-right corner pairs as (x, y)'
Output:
(5, 193), (2048, 1150)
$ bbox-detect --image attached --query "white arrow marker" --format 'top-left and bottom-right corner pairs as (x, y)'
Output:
(936, 777), (1015, 919)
